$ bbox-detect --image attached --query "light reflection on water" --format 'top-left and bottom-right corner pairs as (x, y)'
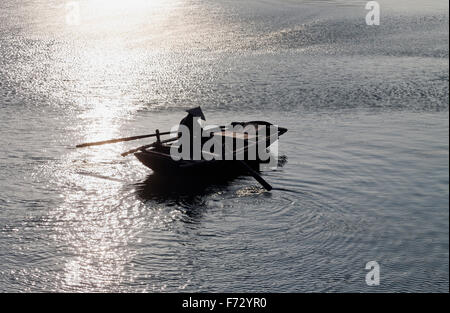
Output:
(48, 161), (190, 291)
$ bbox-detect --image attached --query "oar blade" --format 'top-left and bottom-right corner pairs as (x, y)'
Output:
(237, 160), (272, 191)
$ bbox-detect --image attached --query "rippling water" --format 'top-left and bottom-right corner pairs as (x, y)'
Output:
(0, 0), (448, 292)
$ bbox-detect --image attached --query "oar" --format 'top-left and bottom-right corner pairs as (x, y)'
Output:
(76, 131), (173, 148)
(120, 137), (179, 157)
(237, 160), (273, 191)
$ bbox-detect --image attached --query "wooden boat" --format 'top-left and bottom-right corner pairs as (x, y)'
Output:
(75, 118), (287, 190)
(134, 121), (287, 176)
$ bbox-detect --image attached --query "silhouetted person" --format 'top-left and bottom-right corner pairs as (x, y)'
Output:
(178, 107), (206, 160)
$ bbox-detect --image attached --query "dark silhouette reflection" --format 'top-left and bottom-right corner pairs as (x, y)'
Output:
(134, 172), (241, 221)
(136, 172), (240, 199)
(135, 171), (238, 203)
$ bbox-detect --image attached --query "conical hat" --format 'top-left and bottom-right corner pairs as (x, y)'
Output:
(186, 106), (206, 120)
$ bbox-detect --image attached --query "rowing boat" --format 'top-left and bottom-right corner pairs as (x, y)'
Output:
(76, 116), (288, 190)
(134, 121), (287, 176)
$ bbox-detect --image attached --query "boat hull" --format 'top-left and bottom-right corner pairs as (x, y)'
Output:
(134, 150), (261, 176)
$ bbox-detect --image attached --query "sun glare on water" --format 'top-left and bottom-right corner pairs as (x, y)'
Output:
(39, 1), (186, 290)
(64, 0), (180, 33)
(84, 0), (169, 14)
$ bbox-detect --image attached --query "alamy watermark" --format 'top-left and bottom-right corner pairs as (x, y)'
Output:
(66, 1), (80, 26)
(365, 261), (380, 286)
(365, 1), (380, 26)
(168, 122), (280, 169)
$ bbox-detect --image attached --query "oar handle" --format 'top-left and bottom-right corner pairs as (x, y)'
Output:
(76, 131), (173, 148)
(121, 137), (179, 157)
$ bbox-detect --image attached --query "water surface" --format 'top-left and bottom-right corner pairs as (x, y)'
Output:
(0, 0), (448, 292)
